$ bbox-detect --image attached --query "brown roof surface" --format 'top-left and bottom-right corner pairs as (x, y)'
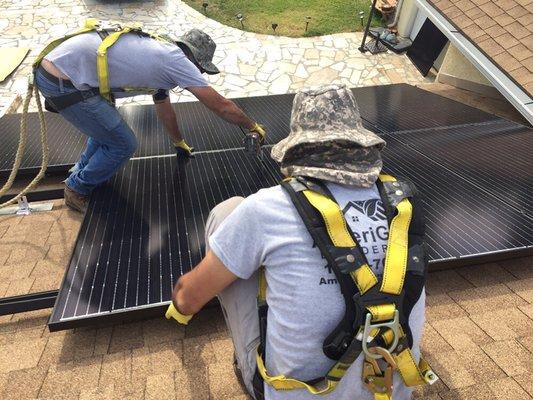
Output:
(427, 0), (533, 97)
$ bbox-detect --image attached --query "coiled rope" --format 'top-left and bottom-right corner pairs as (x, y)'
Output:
(0, 77), (49, 208)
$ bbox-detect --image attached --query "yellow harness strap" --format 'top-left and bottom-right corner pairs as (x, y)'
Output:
(257, 177), (435, 398)
(378, 175), (412, 295)
(33, 18), (100, 68)
(35, 19), (171, 102)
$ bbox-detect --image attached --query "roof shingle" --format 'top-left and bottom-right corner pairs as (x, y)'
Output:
(427, 0), (533, 97)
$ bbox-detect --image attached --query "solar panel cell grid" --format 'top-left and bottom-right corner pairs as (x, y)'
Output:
(45, 86), (533, 330)
(49, 150), (280, 328)
(389, 120), (533, 215)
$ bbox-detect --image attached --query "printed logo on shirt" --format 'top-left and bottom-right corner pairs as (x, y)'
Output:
(319, 198), (389, 286)
(343, 199), (386, 222)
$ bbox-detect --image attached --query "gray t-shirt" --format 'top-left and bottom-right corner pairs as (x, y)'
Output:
(44, 31), (208, 96)
(210, 183), (425, 400)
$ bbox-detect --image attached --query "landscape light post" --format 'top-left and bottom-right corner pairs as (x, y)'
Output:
(236, 13), (244, 29)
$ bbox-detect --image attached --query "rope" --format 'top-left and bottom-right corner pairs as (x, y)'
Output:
(0, 79), (49, 208)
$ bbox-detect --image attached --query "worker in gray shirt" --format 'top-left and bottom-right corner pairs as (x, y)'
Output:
(166, 86), (435, 399)
(35, 23), (266, 213)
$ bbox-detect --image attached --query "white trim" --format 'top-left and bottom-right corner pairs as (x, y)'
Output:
(414, 0), (533, 125)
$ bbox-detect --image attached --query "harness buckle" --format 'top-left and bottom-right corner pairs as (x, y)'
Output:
(361, 310), (400, 359)
(363, 352), (396, 397)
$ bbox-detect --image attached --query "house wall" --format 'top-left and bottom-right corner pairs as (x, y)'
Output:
(397, 0), (419, 37)
(437, 44), (501, 98)
(396, 2), (500, 98)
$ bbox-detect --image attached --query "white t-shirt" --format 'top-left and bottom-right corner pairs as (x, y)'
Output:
(210, 183), (425, 400)
(45, 32), (208, 96)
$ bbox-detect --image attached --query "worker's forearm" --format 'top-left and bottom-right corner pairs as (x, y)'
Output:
(155, 101), (183, 143)
(173, 275), (202, 316)
(215, 100), (255, 130)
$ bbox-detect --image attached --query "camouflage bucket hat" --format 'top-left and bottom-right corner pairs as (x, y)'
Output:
(271, 85), (386, 187)
(176, 29), (220, 75)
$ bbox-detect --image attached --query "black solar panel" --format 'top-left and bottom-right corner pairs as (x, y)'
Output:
(3, 84), (499, 177)
(48, 150), (281, 330)
(353, 84), (500, 133)
(0, 112), (86, 175)
(388, 120), (533, 216)
(47, 87), (533, 331)
(382, 136), (533, 262)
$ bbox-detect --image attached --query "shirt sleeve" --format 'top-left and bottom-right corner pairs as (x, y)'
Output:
(208, 196), (265, 279)
(163, 47), (209, 89)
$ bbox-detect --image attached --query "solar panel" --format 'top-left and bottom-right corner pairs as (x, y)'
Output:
(388, 120), (533, 215)
(3, 84), (499, 177)
(49, 150), (281, 330)
(0, 112), (86, 175)
(381, 136), (533, 262)
(353, 84), (500, 133)
(46, 87), (533, 330)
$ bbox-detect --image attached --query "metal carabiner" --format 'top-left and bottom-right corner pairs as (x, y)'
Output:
(361, 310), (400, 359)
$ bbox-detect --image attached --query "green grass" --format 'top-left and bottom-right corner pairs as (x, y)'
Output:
(185, 0), (384, 37)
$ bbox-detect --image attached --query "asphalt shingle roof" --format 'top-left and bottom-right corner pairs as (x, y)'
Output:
(427, 0), (533, 96)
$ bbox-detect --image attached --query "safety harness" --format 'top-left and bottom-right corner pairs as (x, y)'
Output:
(33, 18), (175, 110)
(253, 174), (437, 400)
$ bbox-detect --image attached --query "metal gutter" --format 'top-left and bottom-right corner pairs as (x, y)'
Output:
(415, 0), (533, 125)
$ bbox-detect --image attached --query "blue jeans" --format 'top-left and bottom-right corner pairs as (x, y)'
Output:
(35, 68), (137, 196)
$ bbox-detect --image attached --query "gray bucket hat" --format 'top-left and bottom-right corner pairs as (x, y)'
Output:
(176, 29), (220, 75)
(271, 85), (386, 187)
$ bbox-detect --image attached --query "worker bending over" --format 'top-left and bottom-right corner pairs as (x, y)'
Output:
(34, 20), (265, 213)
(167, 86), (436, 399)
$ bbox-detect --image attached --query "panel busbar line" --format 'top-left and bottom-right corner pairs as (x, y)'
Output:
(49, 150), (282, 330)
(387, 119), (533, 216)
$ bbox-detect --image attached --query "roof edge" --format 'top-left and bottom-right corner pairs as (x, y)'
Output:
(415, 0), (533, 126)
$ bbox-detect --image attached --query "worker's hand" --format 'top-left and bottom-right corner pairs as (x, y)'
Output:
(249, 123), (266, 144)
(174, 139), (195, 157)
(165, 302), (193, 325)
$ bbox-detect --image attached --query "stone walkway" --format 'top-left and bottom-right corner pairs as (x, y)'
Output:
(0, 0), (428, 113)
